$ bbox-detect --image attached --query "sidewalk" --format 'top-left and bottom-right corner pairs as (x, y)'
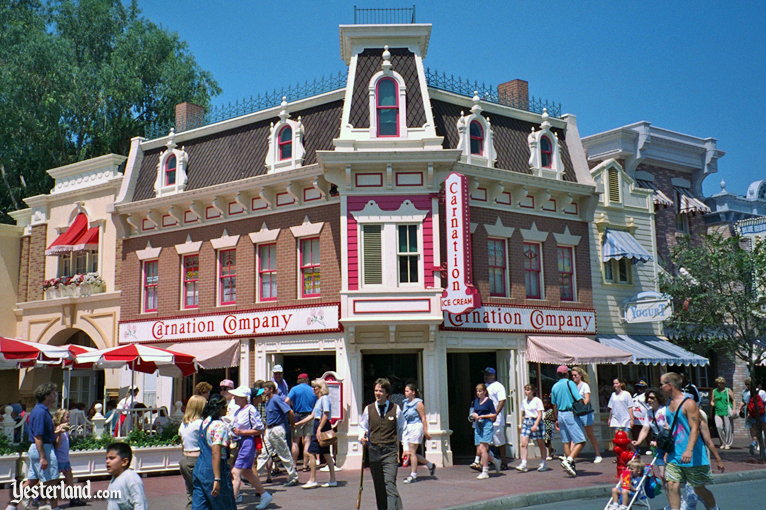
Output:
(68, 446), (766, 510)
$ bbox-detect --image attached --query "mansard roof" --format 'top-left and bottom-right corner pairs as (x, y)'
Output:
(431, 99), (578, 182)
(131, 100), (343, 202)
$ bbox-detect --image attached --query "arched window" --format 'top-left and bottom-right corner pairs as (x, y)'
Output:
(376, 78), (399, 137)
(470, 121), (483, 155)
(278, 125), (292, 160)
(540, 136), (552, 168)
(165, 155), (177, 186)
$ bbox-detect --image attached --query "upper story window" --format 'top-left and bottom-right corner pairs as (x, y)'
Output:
(540, 136), (552, 168)
(470, 121), (484, 155)
(604, 258), (632, 284)
(397, 225), (419, 284)
(182, 254), (199, 309)
(300, 238), (321, 297)
(165, 155), (177, 186)
(218, 249), (236, 305)
(278, 126), (292, 160)
(143, 260), (158, 312)
(557, 246), (575, 301)
(376, 77), (399, 137)
(154, 130), (188, 197)
(523, 242), (543, 299)
(488, 238), (508, 297)
(258, 244), (277, 301)
(265, 97), (305, 173)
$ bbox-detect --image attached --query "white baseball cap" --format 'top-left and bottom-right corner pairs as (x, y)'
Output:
(229, 385), (251, 399)
(272, 364), (283, 373)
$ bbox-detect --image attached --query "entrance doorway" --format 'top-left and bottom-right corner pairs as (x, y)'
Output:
(361, 352), (420, 408)
(447, 351), (497, 463)
(280, 353), (336, 387)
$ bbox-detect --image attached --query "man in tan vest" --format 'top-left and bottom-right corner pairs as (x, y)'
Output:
(359, 378), (404, 510)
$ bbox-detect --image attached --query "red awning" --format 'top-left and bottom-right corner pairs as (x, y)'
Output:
(72, 226), (99, 252)
(45, 213), (89, 255)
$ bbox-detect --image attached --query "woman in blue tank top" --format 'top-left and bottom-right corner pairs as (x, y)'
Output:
(401, 384), (436, 483)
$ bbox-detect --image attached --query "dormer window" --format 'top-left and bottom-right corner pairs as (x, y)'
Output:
(470, 121), (483, 155)
(278, 126), (292, 160)
(527, 109), (563, 179)
(266, 97), (305, 173)
(165, 155), (177, 185)
(154, 129), (189, 197)
(376, 77), (399, 137)
(540, 136), (552, 168)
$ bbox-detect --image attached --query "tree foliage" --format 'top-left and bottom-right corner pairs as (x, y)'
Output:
(661, 233), (766, 377)
(0, 0), (220, 222)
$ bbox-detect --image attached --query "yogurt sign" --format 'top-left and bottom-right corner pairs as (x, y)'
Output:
(440, 172), (481, 314)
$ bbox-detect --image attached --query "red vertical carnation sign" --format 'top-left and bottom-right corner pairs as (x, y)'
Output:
(441, 172), (481, 314)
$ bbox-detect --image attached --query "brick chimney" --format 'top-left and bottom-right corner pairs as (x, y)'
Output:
(497, 79), (529, 111)
(175, 102), (205, 132)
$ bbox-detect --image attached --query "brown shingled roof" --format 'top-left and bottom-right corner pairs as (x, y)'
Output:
(349, 48), (426, 129)
(132, 100), (343, 202)
(431, 99), (577, 182)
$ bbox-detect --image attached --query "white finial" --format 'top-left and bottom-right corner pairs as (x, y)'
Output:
(540, 108), (551, 129)
(471, 91), (482, 115)
(720, 179), (727, 192)
(279, 97), (289, 122)
(166, 128), (177, 149)
(382, 45), (392, 72)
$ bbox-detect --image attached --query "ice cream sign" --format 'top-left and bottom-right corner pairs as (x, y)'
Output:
(440, 172), (481, 314)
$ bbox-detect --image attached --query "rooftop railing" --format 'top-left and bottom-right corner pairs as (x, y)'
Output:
(353, 5), (416, 24)
(145, 70), (348, 139)
(425, 68), (562, 117)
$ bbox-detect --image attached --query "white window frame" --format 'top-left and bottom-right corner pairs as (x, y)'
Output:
(556, 245), (577, 302)
(522, 242), (544, 300)
(603, 258), (633, 285)
(487, 237), (510, 297)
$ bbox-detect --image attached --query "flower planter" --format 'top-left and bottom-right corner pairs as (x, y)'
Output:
(0, 454), (20, 487)
(17, 445), (179, 481)
(44, 282), (106, 300)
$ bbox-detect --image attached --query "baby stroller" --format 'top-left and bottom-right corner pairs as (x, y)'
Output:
(603, 453), (663, 510)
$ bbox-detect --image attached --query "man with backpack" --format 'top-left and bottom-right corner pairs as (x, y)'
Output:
(660, 372), (721, 510)
(739, 378), (766, 461)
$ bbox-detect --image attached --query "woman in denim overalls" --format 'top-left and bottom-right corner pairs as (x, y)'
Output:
(192, 394), (235, 510)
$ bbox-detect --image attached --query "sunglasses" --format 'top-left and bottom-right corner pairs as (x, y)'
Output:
(646, 395), (656, 400)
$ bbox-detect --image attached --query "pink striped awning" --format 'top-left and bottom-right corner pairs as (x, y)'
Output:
(526, 336), (632, 365)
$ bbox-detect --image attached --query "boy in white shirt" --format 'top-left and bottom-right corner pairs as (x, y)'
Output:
(106, 442), (147, 510)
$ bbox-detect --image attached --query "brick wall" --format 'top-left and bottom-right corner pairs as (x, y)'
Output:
(20, 225), (48, 302)
(462, 206), (593, 308)
(18, 234), (30, 302)
(639, 164), (707, 267)
(120, 204), (341, 321)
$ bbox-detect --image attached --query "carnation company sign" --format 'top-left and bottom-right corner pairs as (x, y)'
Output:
(444, 305), (596, 334)
(623, 292), (672, 324)
(440, 172), (481, 315)
(119, 305), (340, 342)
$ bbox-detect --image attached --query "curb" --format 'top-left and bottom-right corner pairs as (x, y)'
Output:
(442, 468), (766, 510)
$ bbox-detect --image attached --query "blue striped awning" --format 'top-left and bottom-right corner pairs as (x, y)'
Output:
(601, 229), (653, 263)
(596, 335), (709, 367)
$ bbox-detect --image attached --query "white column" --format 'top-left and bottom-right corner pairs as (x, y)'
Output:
(239, 339), (250, 385)
(342, 331), (364, 468)
(423, 341), (450, 466)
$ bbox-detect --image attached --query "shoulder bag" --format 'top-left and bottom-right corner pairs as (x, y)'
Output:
(317, 398), (338, 447)
(566, 380), (593, 417)
(656, 397), (689, 453)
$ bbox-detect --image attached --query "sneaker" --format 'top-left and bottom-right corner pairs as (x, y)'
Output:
(321, 481), (338, 488)
(235, 494), (244, 504)
(514, 464), (528, 472)
(255, 492), (273, 510)
(593, 456), (603, 464)
(301, 481), (318, 489)
(469, 461), (482, 471)
(537, 462), (549, 472)
(560, 458), (577, 477)
(750, 441), (757, 456)
(320, 464), (341, 472)
(492, 456), (502, 472)
(283, 479), (299, 487)
(476, 471), (489, 480)
(428, 462), (436, 477)
(607, 504), (620, 510)
(403, 475), (417, 484)
(545, 455), (554, 461)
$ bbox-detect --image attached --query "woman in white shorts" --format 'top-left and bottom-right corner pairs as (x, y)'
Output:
(571, 366), (603, 463)
(401, 384), (436, 483)
(515, 384), (548, 472)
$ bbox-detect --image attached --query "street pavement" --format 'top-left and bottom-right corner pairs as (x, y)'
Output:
(36, 445), (764, 510)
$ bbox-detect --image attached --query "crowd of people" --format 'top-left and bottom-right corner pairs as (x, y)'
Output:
(3, 366), (766, 510)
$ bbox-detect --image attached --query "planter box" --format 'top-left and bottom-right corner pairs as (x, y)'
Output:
(45, 282), (105, 300)
(0, 454), (20, 486)
(19, 445), (179, 481)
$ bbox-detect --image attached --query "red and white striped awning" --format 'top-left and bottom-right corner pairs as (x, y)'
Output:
(46, 213), (89, 255)
(526, 336), (632, 365)
(636, 179), (673, 207)
(674, 187), (710, 214)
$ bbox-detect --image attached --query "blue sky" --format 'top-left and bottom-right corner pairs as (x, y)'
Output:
(137, 1), (764, 198)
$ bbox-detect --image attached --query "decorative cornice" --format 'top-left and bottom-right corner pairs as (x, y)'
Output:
(520, 222), (549, 242)
(484, 217), (515, 238)
(289, 216), (324, 238)
(553, 226), (581, 246)
(136, 242), (161, 261)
